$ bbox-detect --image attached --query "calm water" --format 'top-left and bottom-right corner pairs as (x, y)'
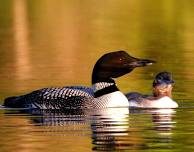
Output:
(1, 0), (194, 151)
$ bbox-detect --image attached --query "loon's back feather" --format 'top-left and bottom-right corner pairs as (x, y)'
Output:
(4, 87), (94, 109)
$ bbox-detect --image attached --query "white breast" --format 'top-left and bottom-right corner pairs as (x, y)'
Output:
(149, 96), (178, 108)
(94, 91), (129, 108)
(129, 96), (179, 108)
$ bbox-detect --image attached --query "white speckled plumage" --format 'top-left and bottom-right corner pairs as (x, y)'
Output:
(93, 91), (129, 108)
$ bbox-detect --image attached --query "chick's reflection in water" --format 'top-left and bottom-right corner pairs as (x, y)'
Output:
(151, 109), (176, 133)
(149, 108), (177, 149)
(130, 108), (177, 133)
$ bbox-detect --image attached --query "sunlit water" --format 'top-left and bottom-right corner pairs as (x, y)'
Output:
(1, 0), (194, 151)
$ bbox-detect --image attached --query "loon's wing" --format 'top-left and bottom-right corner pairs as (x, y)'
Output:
(64, 86), (94, 96)
(4, 86), (94, 109)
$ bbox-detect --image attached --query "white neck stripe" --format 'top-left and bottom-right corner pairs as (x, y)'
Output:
(93, 82), (115, 92)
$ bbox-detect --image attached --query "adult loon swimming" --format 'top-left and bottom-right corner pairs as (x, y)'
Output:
(3, 50), (155, 109)
(126, 72), (178, 108)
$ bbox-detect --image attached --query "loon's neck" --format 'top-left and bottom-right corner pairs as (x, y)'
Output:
(93, 82), (119, 98)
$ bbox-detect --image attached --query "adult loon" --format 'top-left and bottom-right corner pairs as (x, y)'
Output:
(3, 50), (155, 109)
(126, 72), (178, 108)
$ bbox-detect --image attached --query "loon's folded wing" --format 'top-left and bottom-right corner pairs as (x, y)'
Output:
(4, 86), (94, 109)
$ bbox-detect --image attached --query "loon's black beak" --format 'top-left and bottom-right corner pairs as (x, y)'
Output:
(129, 59), (156, 67)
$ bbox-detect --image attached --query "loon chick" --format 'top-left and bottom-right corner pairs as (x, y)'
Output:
(126, 72), (178, 108)
(4, 50), (155, 109)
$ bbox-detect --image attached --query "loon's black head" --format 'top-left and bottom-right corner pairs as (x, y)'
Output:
(153, 71), (174, 87)
(92, 50), (155, 84)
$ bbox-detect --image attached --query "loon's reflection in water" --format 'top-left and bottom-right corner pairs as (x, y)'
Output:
(90, 108), (146, 151)
(26, 109), (87, 126)
(5, 107), (177, 151)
